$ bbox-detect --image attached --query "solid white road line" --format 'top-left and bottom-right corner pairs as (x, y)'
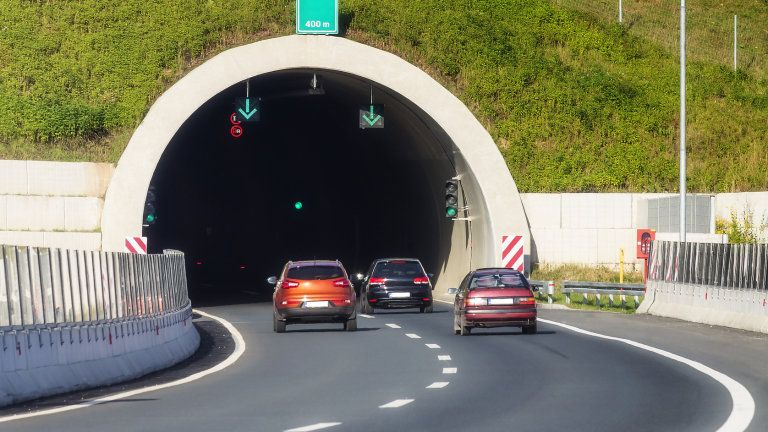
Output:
(284, 422), (342, 432)
(379, 399), (415, 408)
(405, 333), (421, 339)
(426, 382), (450, 389)
(538, 318), (756, 432)
(386, 323), (401, 329)
(0, 308), (246, 424)
(359, 314), (374, 319)
(442, 367), (458, 374)
(425, 343), (441, 349)
(437, 355), (452, 361)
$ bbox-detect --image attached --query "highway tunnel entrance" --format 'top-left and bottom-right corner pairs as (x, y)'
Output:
(101, 35), (529, 303)
(149, 70), (459, 301)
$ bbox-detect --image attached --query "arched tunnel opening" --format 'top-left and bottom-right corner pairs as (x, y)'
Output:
(145, 69), (474, 304)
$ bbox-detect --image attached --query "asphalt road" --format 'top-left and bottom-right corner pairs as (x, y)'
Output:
(4, 300), (766, 432)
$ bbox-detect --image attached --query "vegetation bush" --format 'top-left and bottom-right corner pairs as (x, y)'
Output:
(1, 0), (766, 192)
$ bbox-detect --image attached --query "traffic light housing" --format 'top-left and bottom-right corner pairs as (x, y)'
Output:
(143, 187), (157, 226)
(445, 180), (459, 218)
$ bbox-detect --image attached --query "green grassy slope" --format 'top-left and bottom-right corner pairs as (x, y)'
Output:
(0, 0), (766, 192)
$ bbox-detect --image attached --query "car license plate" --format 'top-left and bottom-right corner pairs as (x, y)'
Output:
(488, 298), (516, 305)
(304, 301), (329, 308)
(389, 292), (410, 298)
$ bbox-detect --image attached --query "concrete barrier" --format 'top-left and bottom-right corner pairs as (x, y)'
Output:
(0, 246), (200, 406)
(639, 281), (768, 334)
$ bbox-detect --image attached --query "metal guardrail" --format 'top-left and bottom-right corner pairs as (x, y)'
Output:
(0, 245), (190, 330)
(562, 281), (645, 308)
(649, 240), (767, 290)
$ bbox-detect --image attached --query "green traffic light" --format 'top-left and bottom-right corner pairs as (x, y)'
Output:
(294, 201), (303, 210)
(145, 214), (156, 223)
(446, 207), (457, 217)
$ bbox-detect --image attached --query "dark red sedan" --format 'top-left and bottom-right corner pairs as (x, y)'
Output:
(449, 268), (537, 335)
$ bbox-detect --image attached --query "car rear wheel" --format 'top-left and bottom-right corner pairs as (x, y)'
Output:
(273, 313), (286, 333)
(453, 314), (461, 335)
(460, 316), (472, 336)
(344, 317), (357, 332)
(423, 304), (433, 313)
(522, 322), (537, 335)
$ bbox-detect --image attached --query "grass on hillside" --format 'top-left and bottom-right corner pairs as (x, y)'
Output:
(1, 0), (767, 192)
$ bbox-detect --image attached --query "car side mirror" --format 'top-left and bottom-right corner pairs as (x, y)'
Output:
(267, 276), (277, 286)
(531, 285), (540, 292)
(447, 288), (458, 295)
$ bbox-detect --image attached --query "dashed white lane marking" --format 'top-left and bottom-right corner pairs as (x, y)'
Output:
(0, 308), (246, 424)
(405, 333), (421, 339)
(442, 367), (458, 374)
(379, 399), (415, 408)
(386, 323), (401, 329)
(284, 423), (342, 432)
(437, 355), (452, 361)
(538, 318), (756, 432)
(425, 343), (441, 349)
(426, 382), (450, 389)
(359, 314), (374, 319)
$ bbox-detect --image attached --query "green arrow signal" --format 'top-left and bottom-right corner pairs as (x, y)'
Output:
(362, 105), (382, 126)
(238, 99), (258, 120)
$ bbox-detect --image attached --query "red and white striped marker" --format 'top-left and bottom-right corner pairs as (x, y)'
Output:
(501, 235), (524, 271)
(124, 236), (148, 254)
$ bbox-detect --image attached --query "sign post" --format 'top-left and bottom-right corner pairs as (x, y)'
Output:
(296, 0), (339, 35)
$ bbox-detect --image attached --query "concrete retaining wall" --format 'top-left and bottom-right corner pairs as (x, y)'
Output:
(0, 306), (199, 406)
(638, 280), (768, 334)
(0, 160), (114, 251)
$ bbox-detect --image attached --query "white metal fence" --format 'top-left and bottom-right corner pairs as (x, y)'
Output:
(648, 240), (767, 290)
(0, 245), (190, 329)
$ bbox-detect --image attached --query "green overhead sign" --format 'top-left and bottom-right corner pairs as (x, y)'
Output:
(359, 105), (384, 129)
(296, 0), (339, 35)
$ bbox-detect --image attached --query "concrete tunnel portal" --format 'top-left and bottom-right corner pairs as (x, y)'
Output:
(100, 36), (529, 302)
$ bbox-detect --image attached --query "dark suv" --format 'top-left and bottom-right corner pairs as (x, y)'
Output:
(358, 258), (433, 314)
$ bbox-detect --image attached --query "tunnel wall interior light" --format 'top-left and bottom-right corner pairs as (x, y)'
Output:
(445, 180), (459, 219)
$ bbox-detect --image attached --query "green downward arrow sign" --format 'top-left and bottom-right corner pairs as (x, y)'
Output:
(238, 99), (258, 120)
(362, 105), (381, 126)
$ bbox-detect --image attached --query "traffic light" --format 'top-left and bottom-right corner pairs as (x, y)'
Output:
(143, 187), (157, 226)
(445, 180), (459, 219)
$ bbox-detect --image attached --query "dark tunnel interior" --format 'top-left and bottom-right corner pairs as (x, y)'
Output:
(146, 69), (459, 304)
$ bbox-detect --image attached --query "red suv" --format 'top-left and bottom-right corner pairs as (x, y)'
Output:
(269, 260), (357, 333)
(449, 268), (537, 335)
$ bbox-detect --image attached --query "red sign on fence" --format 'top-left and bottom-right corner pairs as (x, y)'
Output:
(124, 236), (148, 254)
(501, 235), (524, 272)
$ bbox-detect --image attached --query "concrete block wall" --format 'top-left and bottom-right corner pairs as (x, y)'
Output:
(522, 192), (768, 267)
(0, 160), (114, 250)
(0, 306), (200, 407)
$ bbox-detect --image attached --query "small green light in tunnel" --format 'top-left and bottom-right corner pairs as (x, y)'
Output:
(446, 207), (458, 218)
(294, 201), (303, 210)
(145, 213), (156, 223)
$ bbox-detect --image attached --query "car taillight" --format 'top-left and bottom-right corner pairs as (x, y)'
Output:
(413, 276), (429, 284)
(467, 297), (487, 306)
(281, 280), (300, 288)
(333, 278), (351, 287)
(518, 297), (536, 305)
(369, 277), (386, 284)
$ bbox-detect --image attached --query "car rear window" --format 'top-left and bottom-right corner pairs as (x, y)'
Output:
(470, 272), (527, 289)
(287, 265), (345, 280)
(372, 260), (425, 278)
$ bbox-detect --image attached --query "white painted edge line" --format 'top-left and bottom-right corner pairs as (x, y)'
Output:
(425, 343), (441, 349)
(434, 299), (453, 305)
(359, 314), (375, 319)
(426, 382), (449, 389)
(284, 422), (342, 432)
(442, 367), (457, 374)
(538, 318), (755, 432)
(379, 399), (415, 408)
(386, 323), (401, 329)
(405, 333), (421, 339)
(0, 308), (246, 424)
(437, 355), (451, 361)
